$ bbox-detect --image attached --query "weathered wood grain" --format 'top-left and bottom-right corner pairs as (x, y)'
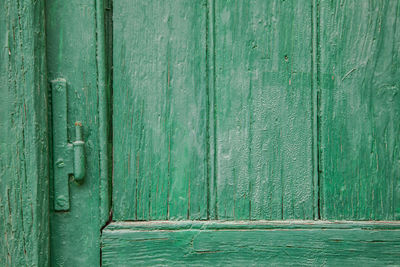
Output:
(214, 0), (314, 219)
(113, 0), (208, 220)
(46, 0), (104, 265)
(0, 0), (49, 266)
(102, 221), (400, 266)
(320, 0), (400, 220)
(113, 0), (315, 222)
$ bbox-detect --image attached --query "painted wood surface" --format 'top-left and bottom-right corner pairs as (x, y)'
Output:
(319, 0), (400, 220)
(0, 0), (49, 266)
(46, 0), (106, 266)
(113, 0), (314, 221)
(102, 221), (400, 266)
(113, 0), (208, 220)
(214, 0), (313, 220)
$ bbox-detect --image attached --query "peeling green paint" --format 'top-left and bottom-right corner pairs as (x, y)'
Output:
(102, 221), (400, 266)
(0, 0), (49, 266)
(319, 0), (400, 220)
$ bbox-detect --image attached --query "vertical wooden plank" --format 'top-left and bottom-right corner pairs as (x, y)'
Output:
(0, 0), (49, 266)
(214, 0), (314, 219)
(46, 0), (102, 265)
(320, 0), (400, 220)
(113, 0), (208, 220)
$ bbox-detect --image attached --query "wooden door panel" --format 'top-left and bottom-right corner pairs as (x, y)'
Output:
(113, 0), (315, 222)
(214, 0), (314, 220)
(103, 0), (400, 265)
(113, 0), (208, 220)
(320, 0), (400, 220)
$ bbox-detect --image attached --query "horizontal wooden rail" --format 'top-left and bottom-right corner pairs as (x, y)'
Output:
(102, 221), (400, 266)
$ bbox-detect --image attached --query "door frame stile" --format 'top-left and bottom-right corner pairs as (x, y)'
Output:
(0, 0), (50, 266)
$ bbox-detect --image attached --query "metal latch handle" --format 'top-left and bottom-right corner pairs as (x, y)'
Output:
(73, 122), (85, 181)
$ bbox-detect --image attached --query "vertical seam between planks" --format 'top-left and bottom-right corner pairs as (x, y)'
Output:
(212, 0), (217, 220)
(316, 0), (322, 221)
(311, 0), (321, 220)
(206, 0), (217, 220)
(206, 0), (211, 220)
(106, 0), (113, 224)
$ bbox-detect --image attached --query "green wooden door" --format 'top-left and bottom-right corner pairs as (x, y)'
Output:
(44, 0), (400, 266)
(101, 0), (400, 265)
